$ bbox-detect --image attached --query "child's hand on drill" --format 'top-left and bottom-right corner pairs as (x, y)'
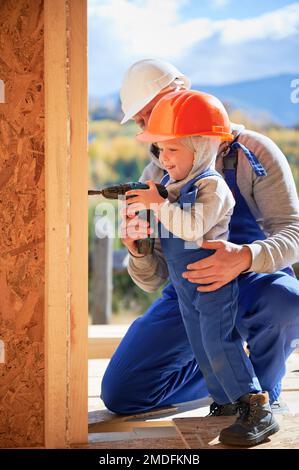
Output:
(126, 180), (166, 216)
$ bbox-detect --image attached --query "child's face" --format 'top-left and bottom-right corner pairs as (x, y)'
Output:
(157, 139), (194, 180)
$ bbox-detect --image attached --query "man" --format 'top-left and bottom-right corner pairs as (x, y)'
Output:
(101, 59), (299, 416)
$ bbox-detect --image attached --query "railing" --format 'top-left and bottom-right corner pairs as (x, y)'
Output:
(90, 217), (128, 324)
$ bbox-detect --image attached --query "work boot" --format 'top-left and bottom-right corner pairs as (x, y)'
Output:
(208, 401), (240, 417)
(219, 392), (280, 447)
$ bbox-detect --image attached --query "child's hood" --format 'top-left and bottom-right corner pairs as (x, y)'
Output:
(148, 123), (244, 201)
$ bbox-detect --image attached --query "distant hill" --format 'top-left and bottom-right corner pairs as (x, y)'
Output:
(89, 74), (299, 127)
(195, 75), (299, 127)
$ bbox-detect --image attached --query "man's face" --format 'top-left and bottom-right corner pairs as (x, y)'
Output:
(132, 90), (171, 130)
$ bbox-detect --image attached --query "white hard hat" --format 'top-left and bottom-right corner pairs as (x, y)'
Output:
(120, 59), (191, 124)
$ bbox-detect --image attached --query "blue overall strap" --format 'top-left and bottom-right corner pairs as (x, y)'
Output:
(160, 171), (170, 186)
(230, 141), (267, 177)
(223, 140), (296, 278)
(223, 142), (267, 243)
(160, 168), (222, 207)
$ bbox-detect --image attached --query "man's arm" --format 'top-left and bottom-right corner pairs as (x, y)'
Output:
(127, 237), (169, 292)
(238, 130), (299, 273)
(125, 159), (169, 292)
(182, 130), (299, 292)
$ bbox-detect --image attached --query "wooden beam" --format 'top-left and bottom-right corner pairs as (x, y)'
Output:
(88, 325), (130, 359)
(44, 0), (88, 448)
(68, 0), (88, 446)
(44, 0), (69, 449)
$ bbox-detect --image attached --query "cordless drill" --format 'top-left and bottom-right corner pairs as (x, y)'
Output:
(88, 182), (168, 255)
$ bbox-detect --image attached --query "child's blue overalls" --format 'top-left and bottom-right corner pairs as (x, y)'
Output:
(101, 141), (299, 414)
(158, 167), (262, 404)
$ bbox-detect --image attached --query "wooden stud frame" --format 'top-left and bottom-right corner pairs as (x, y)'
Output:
(44, 0), (88, 448)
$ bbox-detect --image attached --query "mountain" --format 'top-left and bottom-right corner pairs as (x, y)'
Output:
(194, 74), (299, 127)
(89, 74), (299, 127)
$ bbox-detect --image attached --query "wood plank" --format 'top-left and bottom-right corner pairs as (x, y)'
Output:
(88, 406), (178, 426)
(88, 325), (130, 338)
(174, 414), (299, 449)
(44, 0), (69, 449)
(88, 338), (122, 359)
(73, 436), (187, 449)
(89, 421), (174, 433)
(88, 325), (130, 359)
(68, 0), (88, 446)
(282, 352), (299, 391)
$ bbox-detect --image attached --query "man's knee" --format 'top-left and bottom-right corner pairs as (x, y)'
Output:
(100, 363), (132, 414)
(100, 362), (154, 414)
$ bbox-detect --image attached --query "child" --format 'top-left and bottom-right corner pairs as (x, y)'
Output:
(126, 90), (279, 447)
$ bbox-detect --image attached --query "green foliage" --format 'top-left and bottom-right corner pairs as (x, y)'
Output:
(88, 121), (159, 319)
(89, 119), (149, 187)
(264, 128), (299, 188)
(112, 272), (165, 316)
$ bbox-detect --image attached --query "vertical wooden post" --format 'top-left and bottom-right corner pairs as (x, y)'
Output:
(44, 0), (88, 448)
(92, 233), (113, 324)
(68, 0), (88, 445)
(44, 0), (69, 448)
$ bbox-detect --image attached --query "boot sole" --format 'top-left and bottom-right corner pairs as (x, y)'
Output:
(219, 422), (280, 447)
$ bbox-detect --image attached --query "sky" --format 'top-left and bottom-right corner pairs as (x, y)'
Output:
(88, 0), (299, 97)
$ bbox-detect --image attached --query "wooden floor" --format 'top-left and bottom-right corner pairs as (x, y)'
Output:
(174, 413), (299, 449)
(83, 349), (299, 449)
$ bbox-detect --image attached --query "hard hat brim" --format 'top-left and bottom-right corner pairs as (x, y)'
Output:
(120, 90), (159, 124)
(121, 75), (191, 124)
(136, 130), (234, 143)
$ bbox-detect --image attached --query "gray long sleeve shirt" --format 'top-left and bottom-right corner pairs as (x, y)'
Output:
(127, 127), (299, 292)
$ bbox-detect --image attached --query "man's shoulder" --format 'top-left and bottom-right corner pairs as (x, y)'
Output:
(238, 129), (281, 155)
(236, 128), (287, 167)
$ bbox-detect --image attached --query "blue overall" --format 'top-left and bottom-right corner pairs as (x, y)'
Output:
(101, 142), (299, 414)
(158, 168), (262, 404)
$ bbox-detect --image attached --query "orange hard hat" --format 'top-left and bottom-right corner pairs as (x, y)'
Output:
(136, 89), (233, 142)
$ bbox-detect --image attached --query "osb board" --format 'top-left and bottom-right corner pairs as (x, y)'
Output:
(0, 0), (45, 448)
(174, 414), (299, 449)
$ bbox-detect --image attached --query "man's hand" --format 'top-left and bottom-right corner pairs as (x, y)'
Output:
(182, 239), (252, 292)
(120, 203), (152, 257)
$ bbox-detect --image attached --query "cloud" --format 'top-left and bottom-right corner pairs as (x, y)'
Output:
(89, 0), (299, 54)
(219, 3), (299, 44)
(89, 0), (209, 59)
(88, 0), (299, 95)
(210, 0), (231, 8)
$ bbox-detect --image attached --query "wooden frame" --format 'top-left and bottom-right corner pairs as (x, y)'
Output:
(44, 0), (88, 448)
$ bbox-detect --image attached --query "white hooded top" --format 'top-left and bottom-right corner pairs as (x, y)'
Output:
(155, 135), (236, 243)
